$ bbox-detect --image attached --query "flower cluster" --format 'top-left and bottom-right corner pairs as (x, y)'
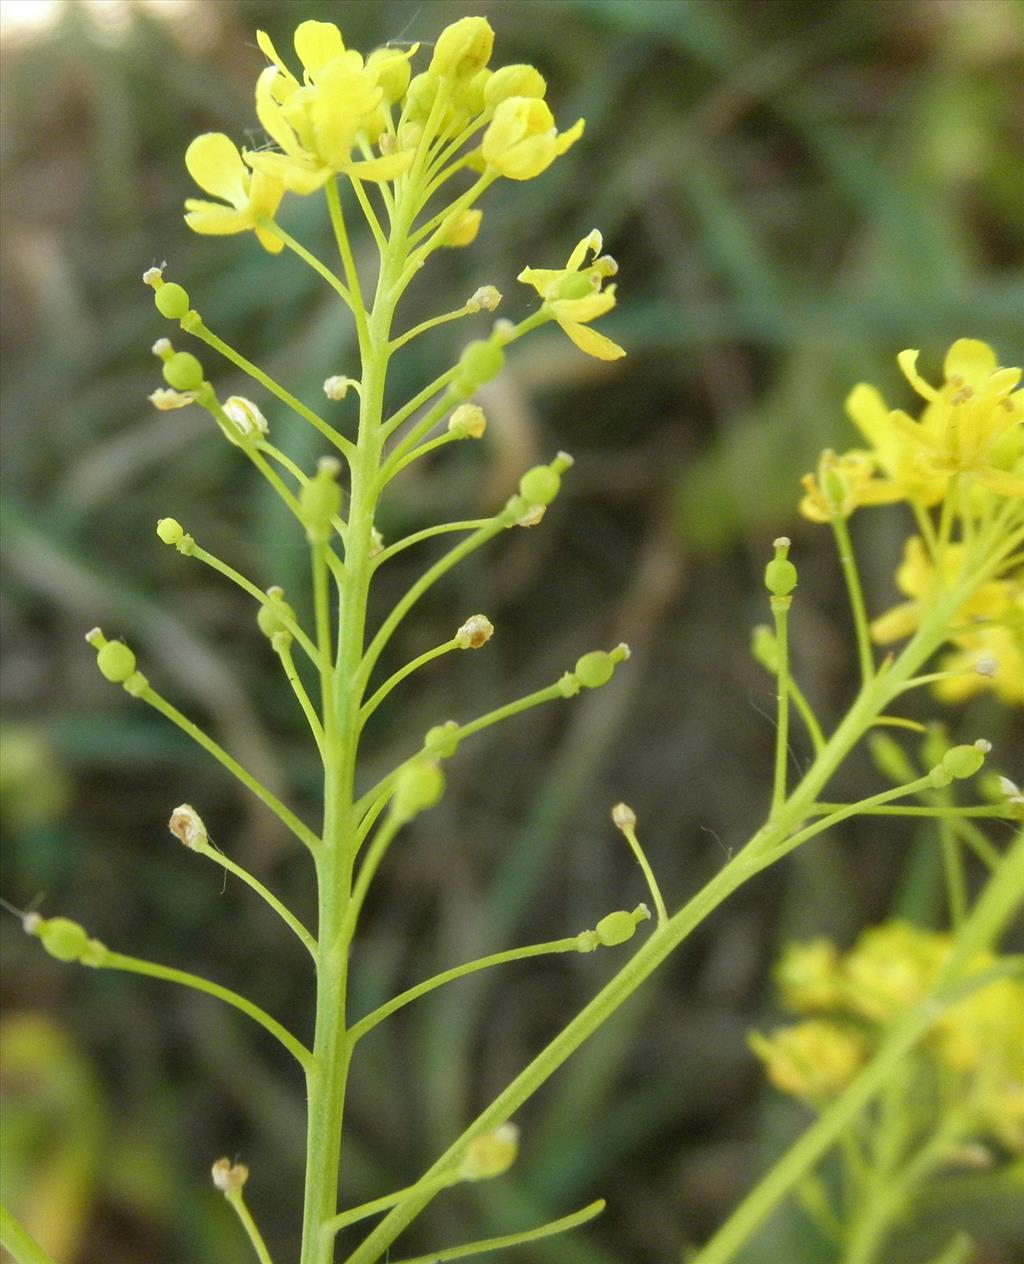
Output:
(799, 339), (1023, 706)
(801, 340), (1023, 519)
(184, 16), (583, 249)
(752, 922), (1024, 1152)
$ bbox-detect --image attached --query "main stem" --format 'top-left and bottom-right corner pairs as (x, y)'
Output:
(299, 202), (407, 1264)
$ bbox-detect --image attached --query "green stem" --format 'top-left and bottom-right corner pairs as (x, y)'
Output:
(190, 544), (320, 665)
(688, 830), (1024, 1264)
(183, 316), (354, 461)
(771, 594), (791, 815)
(809, 803), (1013, 819)
(226, 1189), (275, 1264)
(0, 1205), (55, 1264)
(264, 220), (355, 310)
(99, 949), (311, 1068)
(191, 838), (317, 960)
(325, 178), (368, 346)
(381, 1199), (606, 1264)
(831, 516), (874, 684)
(373, 519), (492, 567)
(277, 640), (325, 755)
(788, 675), (826, 754)
(140, 686), (320, 853)
(324, 1170), (463, 1237)
(359, 637), (461, 728)
(350, 937), (580, 1042)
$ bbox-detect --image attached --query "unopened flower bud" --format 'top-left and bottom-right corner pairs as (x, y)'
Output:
(169, 803), (207, 848)
(462, 1123), (518, 1180)
(430, 16), (494, 79)
(392, 759), (445, 823)
(211, 1158), (249, 1195)
(456, 614), (494, 648)
(484, 63), (546, 107)
(222, 396), (269, 442)
(367, 46), (414, 103)
(162, 351), (204, 392)
(443, 209), (482, 247)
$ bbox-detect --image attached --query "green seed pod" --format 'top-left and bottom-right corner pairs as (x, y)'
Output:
(552, 272), (595, 302)
(574, 650), (615, 689)
(595, 910), (637, 947)
(300, 461), (342, 543)
(156, 517), (184, 546)
(257, 589), (296, 640)
(97, 640), (137, 684)
(519, 466), (561, 506)
(484, 63), (546, 108)
(154, 282), (190, 320)
(941, 742), (989, 780)
(459, 339), (505, 386)
(162, 351), (204, 392)
(765, 557), (797, 597)
(393, 760), (445, 822)
(425, 721), (461, 759)
(38, 916), (89, 963)
(430, 15), (494, 79)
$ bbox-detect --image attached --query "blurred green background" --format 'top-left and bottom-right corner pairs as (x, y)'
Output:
(2, 0), (1023, 1261)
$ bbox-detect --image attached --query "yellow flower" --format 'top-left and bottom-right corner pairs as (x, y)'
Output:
(799, 448), (905, 522)
(892, 338), (1024, 498)
(518, 230), (624, 361)
(870, 536), (1014, 643)
(774, 938), (844, 1013)
(183, 133), (284, 254)
(481, 96), (583, 181)
(246, 21), (413, 195)
(934, 601), (1024, 707)
(842, 922), (949, 1022)
(749, 1021), (868, 1103)
(845, 382), (947, 506)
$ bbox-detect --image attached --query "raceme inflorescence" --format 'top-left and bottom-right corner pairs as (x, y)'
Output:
(5, 13), (1023, 1264)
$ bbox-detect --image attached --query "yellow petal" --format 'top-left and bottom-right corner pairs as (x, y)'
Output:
(254, 222), (285, 255)
(870, 602), (921, 644)
(558, 319), (625, 361)
(183, 200), (250, 235)
(555, 117), (585, 156)
(185, 133), (247, 207)
(553, 286), (616, 324)
(566, 229), (602, 272)
(975, 467), (1024, 499)
(246, 165), (285, 220)
(256, 67), (303, 157)
(345, 151), (415, 182)
(517, 265), (563, 296)
(943, 338), (997, 389)
(246, 149), (329, 196)
(256, 29), (298, 92)
(294, 19), (346, 76)
(846, 383), (891, 449)
(897, 349), (939, 401)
